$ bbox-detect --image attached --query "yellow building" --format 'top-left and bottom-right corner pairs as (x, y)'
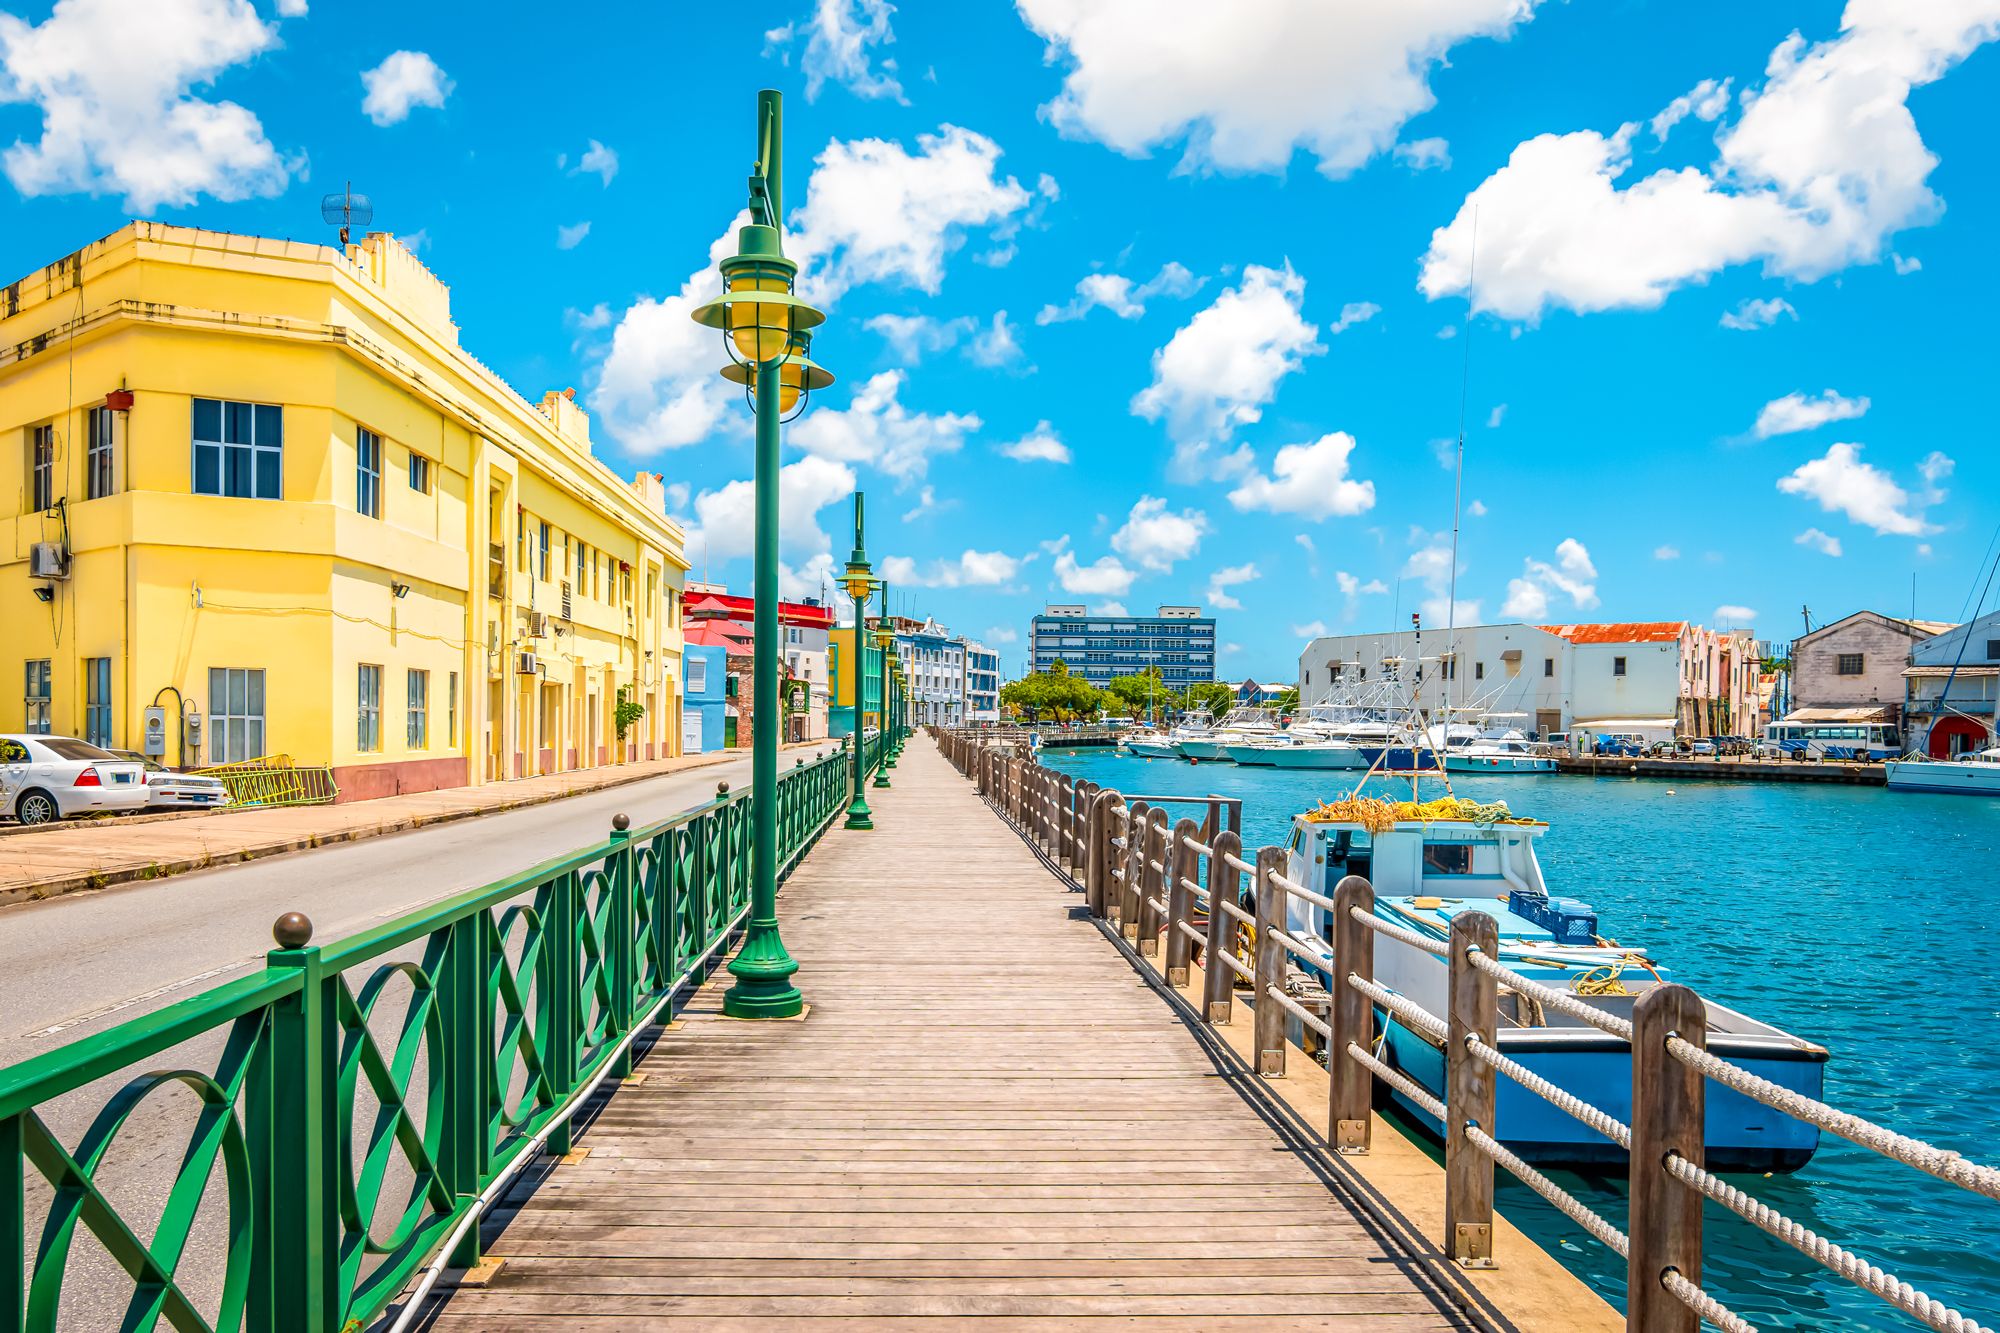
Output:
(1, 223), (688, 800)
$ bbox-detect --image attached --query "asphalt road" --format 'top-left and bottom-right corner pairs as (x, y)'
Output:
(0, 745), (838, 1327)
(0, 744), (835, 1067)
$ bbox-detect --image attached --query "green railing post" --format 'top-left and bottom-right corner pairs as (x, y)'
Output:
(255, 912), (338, 1333)
(3, 1112), (22, 1333)
(606, 815), (637, 1081)
(649, 827), (674, 1019)
(437, 911), (491, 1268)
(543, 872), (581, 1158)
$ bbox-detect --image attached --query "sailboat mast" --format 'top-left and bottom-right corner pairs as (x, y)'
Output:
(1446, 206), (1479, 719)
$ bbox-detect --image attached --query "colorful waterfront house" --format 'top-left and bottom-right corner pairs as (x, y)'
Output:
(682, 582), (835, 740)
(1791, 610), (1954, 733)
(829, 618), (884, 738)
(1901, 608), (2000, 756)
(679, 640), (730, 754)
(0, 224), (690, 799)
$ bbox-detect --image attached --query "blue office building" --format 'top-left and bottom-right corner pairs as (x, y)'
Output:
(1028, 604), (1217, 689)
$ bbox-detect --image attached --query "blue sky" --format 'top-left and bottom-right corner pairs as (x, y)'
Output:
(4, 0), (1997, 681)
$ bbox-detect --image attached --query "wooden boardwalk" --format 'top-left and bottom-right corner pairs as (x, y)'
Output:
(427, 738), (1490, 1330)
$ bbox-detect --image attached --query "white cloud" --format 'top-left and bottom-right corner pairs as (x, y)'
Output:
(1654, 544), (1680, 560)
(556, 221), (591, 250)
(999, 420), (1070, 463)
(865, 312), (973, 361)
(1403, 539), (1480, 627)
(1502, 537), (1599, 619)
(1329, 301), (1381, 334)
(1468, 499), (1488, 516)
(1017, 0), (1544, 178)
(1721, 296), (1798, 330)
(1893, 252), (1922, 274)
(1093, 601), (1130, 616)
(1777, 441), (1937, 536)
(1795, 527), (1843, 556)
(1918, 449), (1954, 488)
(1394, 137), (1451, 171)
(1486, 403), (1506, 428)
(986, 625), (1020, 644)
(1332, 570), (1388, 621)
(1294, 533), (1318, 575)
(1713, 604), (1758, 625)
(1226, 432), (1376, 520)
(884, 548), (1023, 587)
(1754, 389), (1869, 438)
(1204, 562), (1258, 610)
(901, 485), (944, 522)
(790, 369), (982, 483)
(275, 0), (306, 12)
(1437, 324), (1458, 339)
(782, 0), (906, 104)
(791, 125), (1035, 303)
(397, 228), (430, 255)
(591, 124), (1034, 452)
(361, 50), (451, 127)
(1648, 76), (1732, 139)
(1132, 263), (1323, 478)
(0, 0), (293, 210)
(566, 302), (614, 331)
(1420, 5), (2000, 321)
(1054, 549), (1137, 596)
(1036, 261), (1202, 324)
(1292, 620), (1330, 640)
(681, 455), (856, 598)
(1112, 495), (1208, 572)
(662, 480), (690, 515)
(967, 310), (1025, 367)
(574, 139), (618, 185)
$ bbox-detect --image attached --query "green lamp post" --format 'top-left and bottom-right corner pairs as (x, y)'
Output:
(872, 592), (896, 787)
(689, 89), (831, 1021)
(841, 493), (875, 830)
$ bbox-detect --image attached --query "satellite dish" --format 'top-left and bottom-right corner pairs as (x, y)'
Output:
(320, 182), (374, 247)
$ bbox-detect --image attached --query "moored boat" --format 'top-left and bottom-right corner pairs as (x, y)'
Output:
(1884, 747), (2000, 796)
(1274, 797), (1826, 1171)
(1174, 705), (1282, 761)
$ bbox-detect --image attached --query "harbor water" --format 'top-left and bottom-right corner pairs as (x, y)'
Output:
(1039, 747), (2000, 1330)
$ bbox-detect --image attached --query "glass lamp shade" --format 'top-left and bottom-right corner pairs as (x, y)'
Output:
(841, 566), (874, 602)
(720, 352), (833, 413)
(727, 270), (794, 364)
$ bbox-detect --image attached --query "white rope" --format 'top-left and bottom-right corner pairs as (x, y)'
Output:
(1665, 1153), (1994, 1333)
(1270, 869), (1339, 914)
(1464, 1125), (1630, 1260)
(1465, 1033), (1632, 1150)
(1344, 1041), (1445, 1120)
(1173, 920), (1205, 947)
(1666, 1036), (2000, 1203)
(1466, 945), (1634, 1042)
(1217, 899), (1254, 927)
(1178, 873), (1204, 896)
(1146, 894), (1168, 914)
(1661, 1269), (1762, 1333)
(1345, 973), (1449, 1044)
(1183, 836), (1213, 857)
(1348, 905), (1449, 958)
(1266, 925), (1329, 969)
(1263, 984), (1332, 1041)
(1213, 949), (1254, 982)
(1223, 851), (1255, 875)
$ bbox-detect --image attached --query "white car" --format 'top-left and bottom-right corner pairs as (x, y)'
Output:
(0, 734), (150, 825)
(111, 750), (233, 811)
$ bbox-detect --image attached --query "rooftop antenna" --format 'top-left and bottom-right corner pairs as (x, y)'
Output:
(320, 181), (374, 249)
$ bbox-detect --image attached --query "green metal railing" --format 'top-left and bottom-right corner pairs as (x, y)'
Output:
(0, 736), (890, 1333)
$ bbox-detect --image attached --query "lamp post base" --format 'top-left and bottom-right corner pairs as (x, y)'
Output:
(872, 768), (891, 788)
(843, 794), (874, 830)
(723, 922), (803, 1018)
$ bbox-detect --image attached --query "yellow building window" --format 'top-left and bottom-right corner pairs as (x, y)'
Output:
(358, 664), (383, 752)
(28, 424), (55, 513)
(407, 669), (429, 749)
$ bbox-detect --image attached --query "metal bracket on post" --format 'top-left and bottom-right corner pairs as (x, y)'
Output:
(1329, 874), (1375, 1154)
(1446, 912), (1498, 1269)
(1202, 830), (1242, 1023)
(1252, 846), (1287, 1077)
(1164, 817), (1201, 986)
(1629, 984), (1707, 1333)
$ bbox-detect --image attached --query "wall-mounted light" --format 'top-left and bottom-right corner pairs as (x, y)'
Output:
(391, 581), (411, 599)
(32, 585), (54, 603)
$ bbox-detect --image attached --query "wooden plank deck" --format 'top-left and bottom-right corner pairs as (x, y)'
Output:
(425, 738), (1491, 1329)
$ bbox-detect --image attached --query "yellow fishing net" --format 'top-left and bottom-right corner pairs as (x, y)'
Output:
(1303, 795), (1535, 830)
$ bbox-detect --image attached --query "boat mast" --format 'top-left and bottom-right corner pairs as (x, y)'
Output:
(1446, 206), (1479, 720)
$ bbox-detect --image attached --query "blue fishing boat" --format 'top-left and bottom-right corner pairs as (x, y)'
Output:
(1278, 802), (1827, 1171)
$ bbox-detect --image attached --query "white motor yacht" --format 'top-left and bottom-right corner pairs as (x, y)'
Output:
(1884, 747), (2000, 795)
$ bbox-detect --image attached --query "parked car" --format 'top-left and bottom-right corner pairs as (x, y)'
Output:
(1689, 738), (1716, 757)
(0, 734), (149, 825)
(109, 750), (233, 811)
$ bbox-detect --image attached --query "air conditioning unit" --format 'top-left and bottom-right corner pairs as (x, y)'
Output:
(29, 543), (68, 580)
(526, 611), (549, 638)
(516, 651), (540, 675)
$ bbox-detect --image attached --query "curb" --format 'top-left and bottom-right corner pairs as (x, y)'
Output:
(0, 748), (789, 909)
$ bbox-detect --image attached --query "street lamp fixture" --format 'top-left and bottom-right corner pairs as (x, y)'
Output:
(841, 494), (875, 830)
(687, 88), (830, 1022)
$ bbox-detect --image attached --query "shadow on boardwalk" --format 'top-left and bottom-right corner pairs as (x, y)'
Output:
(416, 738), (1499, 1330)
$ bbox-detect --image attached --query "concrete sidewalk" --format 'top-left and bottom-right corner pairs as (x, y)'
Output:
(0, 746), (815, 905)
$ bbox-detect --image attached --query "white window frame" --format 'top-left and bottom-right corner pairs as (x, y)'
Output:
(210, 667), (267, 763)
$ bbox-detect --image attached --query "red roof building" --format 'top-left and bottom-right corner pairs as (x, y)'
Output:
(1539, 621), (1688, 645)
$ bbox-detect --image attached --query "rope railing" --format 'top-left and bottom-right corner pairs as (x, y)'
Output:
(934, 728), (1999, 1333)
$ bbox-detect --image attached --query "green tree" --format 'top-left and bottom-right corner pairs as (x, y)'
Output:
(1182, 681), (1237, 717)
(1105, 667), (1172, 720)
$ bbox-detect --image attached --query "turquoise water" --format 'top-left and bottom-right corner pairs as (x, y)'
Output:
(1040, 748), (2000, 1330)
